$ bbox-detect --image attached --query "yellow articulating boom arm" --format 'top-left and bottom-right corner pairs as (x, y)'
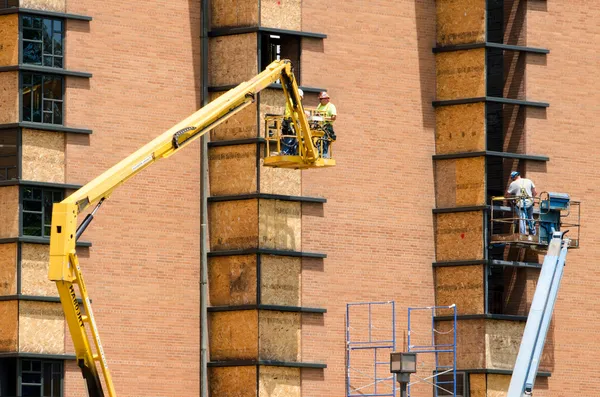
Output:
(48, 59), (314, 397)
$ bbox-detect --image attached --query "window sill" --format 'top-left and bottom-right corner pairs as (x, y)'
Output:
(208, 84), (325, 93)
(433, 42), (549, 54)
(208, 193), (327, 204)
(0, 122), (92, 134)
(0, 294), (85, 304)
(0, 65), (92, 78)
(0, 7), (92, 21)
(208, 26), (326, 39)
(0, 352), (77, 360)
(0, 180), (83, 189)
(432, 96), (549, 108)
(208, 360), (326, 369)
(0, 236), (92, 247)
(432, 151), (549, 162)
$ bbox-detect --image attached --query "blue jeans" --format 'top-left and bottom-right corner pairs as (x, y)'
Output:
(280, 119), (298, 155)
(281, 136), (298, 155)
(319, 124), (335, 158)
(516, 205), (535, 235)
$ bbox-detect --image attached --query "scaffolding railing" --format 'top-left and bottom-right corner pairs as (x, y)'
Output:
(346, 301), (396, 397)
(407, 305), (457, 397)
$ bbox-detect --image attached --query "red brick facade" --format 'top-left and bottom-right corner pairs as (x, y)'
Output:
(1, 0), (597, 396)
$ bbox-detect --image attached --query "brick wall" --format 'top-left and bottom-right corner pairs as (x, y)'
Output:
(55, 0), (600, 396)
(527, 2), (600, 396)
(301, 0), (600, 396)
(64, 1), (201, 396)
(301, 1), (438, 395)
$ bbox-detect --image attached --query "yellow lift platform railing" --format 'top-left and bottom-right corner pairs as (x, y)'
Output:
(263, 101), (336, 169)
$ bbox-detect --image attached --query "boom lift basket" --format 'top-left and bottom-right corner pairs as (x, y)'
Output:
(490, 192), (580, 250)
(263, 110), (336, 169)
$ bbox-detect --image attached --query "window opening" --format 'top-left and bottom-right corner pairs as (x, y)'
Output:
(20, 359), (63, 397)
(0, 129), (18, 181)
(22, 15), (64, 68)
(22, 73), (64, 125)
(22, 186), (64, 237)
(260, 33), (301, 84)
(0, 0), (18, 10)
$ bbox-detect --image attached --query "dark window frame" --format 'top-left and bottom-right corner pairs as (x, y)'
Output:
(21, 186), (64, 238)
(0, 358), (63, 397)
(0, 128), (19, 182)
(19, 359), (63, 397)
(434, 371), (466, 397)
(20, 14), (65, 69)
(20, 72), (64, 125)
(0, 0), (18, 10)
(0, 357), (17, 396)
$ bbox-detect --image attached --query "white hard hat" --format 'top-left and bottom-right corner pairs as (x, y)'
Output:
(298, 89), (304, 98)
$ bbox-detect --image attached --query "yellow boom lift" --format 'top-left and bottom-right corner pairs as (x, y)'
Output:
(48, 59), (334, 397)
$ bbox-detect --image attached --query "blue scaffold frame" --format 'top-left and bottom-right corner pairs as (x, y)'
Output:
(346, 301), (396, 397)
(407, 304), (457, 397)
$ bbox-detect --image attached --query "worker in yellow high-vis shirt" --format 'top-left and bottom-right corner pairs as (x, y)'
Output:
(316, 91), (337, 157)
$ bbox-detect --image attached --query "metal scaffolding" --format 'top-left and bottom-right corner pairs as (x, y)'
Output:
(346, 301), (396, 397)
(407, 305), (457, 397)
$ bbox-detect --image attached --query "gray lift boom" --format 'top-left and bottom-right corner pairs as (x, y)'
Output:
(506, 231), (569, 396)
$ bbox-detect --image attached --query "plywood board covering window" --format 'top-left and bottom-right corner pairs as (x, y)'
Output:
(0, 301), (18, 351)
(258, 366), (300, 397)
(435, 319), (485, 369)
(0, 243), (17, 295)
(209, 144), (258, 196)
(258, 199), (301, 251)
(260, 0), (301, 31)
(21, 243), (55, 297)
(208, 255), (258, 306)
(209, 91), (258, 141)
(21, 129), (65, 183)
(209, 199), (259, 251)
(260, 255), (301, 306)
(19, 301), (65, 354)
(436, 49), (486, 101)
(434, 211), (484, 261)
(20, 0), (66, 12)
(435, 157), (486, 207)
(209, 310), (259, 361)
(435, 265), (484, 315)
(436, 0), (486, 46)
(0, 14), (18, 66)
(209, 33), (258, 87)
(0, 72), (19, 124)
(0, 186), (19, 238)
(435, 103), (486, 154)
(210, 0), (259, 29)
(210, 366), (257, 397)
